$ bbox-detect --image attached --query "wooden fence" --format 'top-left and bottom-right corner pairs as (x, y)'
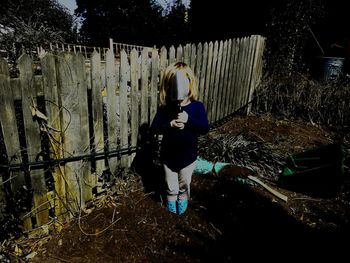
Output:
(109, 38), (154, 57)
(0, 35), (265, 231)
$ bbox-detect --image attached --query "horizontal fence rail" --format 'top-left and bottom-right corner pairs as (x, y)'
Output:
(0, 35), (265, 231)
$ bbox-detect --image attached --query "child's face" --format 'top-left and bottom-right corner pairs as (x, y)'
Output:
(168, 71), (190, 102)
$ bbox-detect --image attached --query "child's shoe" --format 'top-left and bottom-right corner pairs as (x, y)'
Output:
(166, 201), (177, 214)
(177, 199), (188, 215)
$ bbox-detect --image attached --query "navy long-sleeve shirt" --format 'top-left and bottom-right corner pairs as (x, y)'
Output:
(151, 100), (209, 172)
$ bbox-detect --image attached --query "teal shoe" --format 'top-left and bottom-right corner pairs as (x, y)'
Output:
(177, 199), (188, 215)
(166, 201), (177, 214)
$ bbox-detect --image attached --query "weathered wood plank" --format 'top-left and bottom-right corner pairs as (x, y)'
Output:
(105, 49), (119, 174)
(195, 43), (203, 101)
(190, 43), (197, 71)
(240, 37), (253, 114)
(184, 44), (191, 65)
(233, 38), (244, 112)
(140, 49), (150, 125)
(203, 42), (213, 113)
(223, 39), (232, 117)
(230, 39), (240, 113)
(10, 78), (21, 100)
(56, 52), (90, 212)
(0, 58), (31, 229)
(0, 58), (25, 191)
(0, 176), (5, 221)
(41, 53), (66, 221)
(243, 37), (252, 109)
(130, 49), (139, 158)
(176, 45), (183, 63)
(244, 36), (258, 114)
(238, 37), (249, 110)
(217, 40), (228, 120)
(208, 41), (219, 123)
(150, 49), (159, 123)
(247, 36), (265, 114)
(211, 41), (223, 122)
(34, 76), (44, 96)
(119, 50), (129, 169)
(159, 46), (168, 82)
(18, 54), (48, 227)
(75, 53), (91, 203)
(91, 51), (105, 192)
(169, 46), (176, 65)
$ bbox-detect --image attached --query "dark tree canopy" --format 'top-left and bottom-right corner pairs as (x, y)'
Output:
(0, 0), (76, 43)
(161, 0), (191, 46)
(75, 0), (164, 47)
(0, 0), (76, 62)
(190, 0), (271, 42)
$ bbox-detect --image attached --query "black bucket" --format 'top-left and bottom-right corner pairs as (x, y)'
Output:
(313, 56), (345, 81)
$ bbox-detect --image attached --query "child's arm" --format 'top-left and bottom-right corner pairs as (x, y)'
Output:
(151, 107), (175, 134)
(184, 103), (209, 134)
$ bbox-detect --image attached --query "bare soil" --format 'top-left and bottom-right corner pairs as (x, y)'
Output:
(7, 114), (350, 262)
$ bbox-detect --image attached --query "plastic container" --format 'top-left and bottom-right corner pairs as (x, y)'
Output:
(279, 143), (345, 196)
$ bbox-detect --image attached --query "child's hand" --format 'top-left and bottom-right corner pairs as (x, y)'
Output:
(170, 120), (185, 129)
(176, 111), (188, 123)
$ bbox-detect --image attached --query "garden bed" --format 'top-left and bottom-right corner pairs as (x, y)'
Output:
(2, 114), (350, 262)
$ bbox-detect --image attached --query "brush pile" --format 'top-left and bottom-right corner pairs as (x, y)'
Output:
(198, 131), (286, 181)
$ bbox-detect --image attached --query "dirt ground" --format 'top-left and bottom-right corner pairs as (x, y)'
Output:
(5, 114), (350, 262)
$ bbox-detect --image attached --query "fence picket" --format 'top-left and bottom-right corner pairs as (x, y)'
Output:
(169, 46), (176, 65)
(91, 51), (104, 194)
(238, 37), (249, 111)
(217, 40), (228, 120)
(130, 49), (139, 158)
(212, 41), (223, 122)
(41, 53), (67, 220)
(0, 58), (32, 229)
(176, 45), (183, 63)
(208, 41), (219, 123)
(247, 36), (265, 113)
(203, 42), (213, 112)
(243, 36), (258, 114)
(150, 49), (159, 123)
(0, 59), (25, 191)
(230, 39), (240, 113)
(190, 43), (197, 70)
(119, 50), (129, 169)
(222, 39), (232, 117)
(56, 52), (89, 211)
(105, 49), (119, 174)
(195, 43), (203, 101)
(18, 54), (49, 227)
(140, 49), (150, 125)
(184, 44), (191, 65)
(233, 38), (244, 111)
(159, 46), (168, 83)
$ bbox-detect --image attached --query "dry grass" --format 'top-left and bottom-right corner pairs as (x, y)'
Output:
(253, 74), (350, 127)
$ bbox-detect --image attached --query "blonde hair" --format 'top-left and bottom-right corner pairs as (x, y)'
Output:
(159, 62), (198, 105)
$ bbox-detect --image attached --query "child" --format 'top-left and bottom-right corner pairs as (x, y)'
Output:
(151, 62), (209, 215)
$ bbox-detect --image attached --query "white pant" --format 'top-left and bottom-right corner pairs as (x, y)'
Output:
(163, 161), (196, 202)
